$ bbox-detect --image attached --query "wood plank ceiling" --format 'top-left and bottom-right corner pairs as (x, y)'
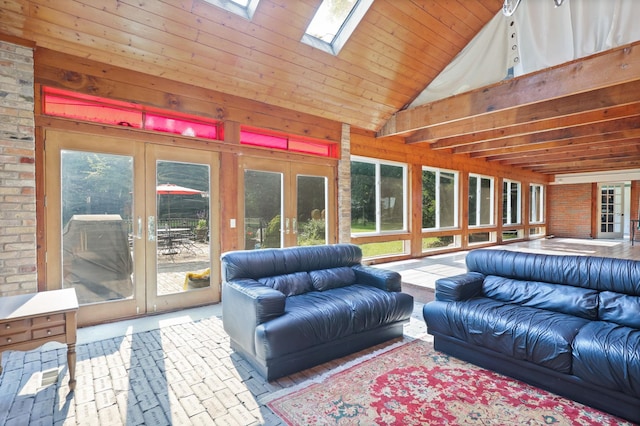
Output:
(1, 0), (639, 177)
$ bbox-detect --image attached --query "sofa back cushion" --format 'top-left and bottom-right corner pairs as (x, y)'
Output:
(483, 275), (599, 319)
(309, 267), (356, 291)
(221, 244), (362, 281)
(599, 291), (640, 328)
(466, 249), (640, 296)
(259, 272), (313, 297)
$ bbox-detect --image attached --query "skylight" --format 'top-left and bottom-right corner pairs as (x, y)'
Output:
(302, 0), (373, 55)
(204, 0), (260, 20)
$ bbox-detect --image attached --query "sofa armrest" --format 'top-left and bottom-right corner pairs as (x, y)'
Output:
(222, 278), (286, 355)
(352, 265), (402, 292)
(435, 272), (485, 301)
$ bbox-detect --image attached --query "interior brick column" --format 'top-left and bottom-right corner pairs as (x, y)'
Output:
(337, 123), (351, 243)
(0, 41), (36, 296)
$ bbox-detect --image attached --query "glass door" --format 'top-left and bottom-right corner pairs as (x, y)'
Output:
(45, 130), (219, 326)
(598, 183), (624, 239)
(46, 130), (144, 325)
(239, 158), (335, 249)
(145, 145), (219, 313)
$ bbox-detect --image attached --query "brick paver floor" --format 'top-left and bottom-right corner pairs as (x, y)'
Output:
(0, 302), (427, 425)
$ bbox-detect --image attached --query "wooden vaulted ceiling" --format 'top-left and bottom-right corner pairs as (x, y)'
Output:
(1, 0), (639, 177)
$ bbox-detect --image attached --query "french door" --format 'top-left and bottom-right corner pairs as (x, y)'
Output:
(598, 183), (625, 239)
(239, 157), (336, 249)
(45, 130), (219, 326)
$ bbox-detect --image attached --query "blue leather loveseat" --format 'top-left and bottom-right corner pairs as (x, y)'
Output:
(423, 249), (640, 423)
(221, 244), (414, 381)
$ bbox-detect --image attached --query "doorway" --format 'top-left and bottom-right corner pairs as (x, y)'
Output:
(239, 157), (336, 249)
(45, 130), (219, 326)
(597, 183), (625, 239)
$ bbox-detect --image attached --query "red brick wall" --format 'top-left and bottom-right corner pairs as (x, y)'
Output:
(548, 183), (593, 238)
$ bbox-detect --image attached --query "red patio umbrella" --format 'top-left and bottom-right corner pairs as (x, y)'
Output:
(156, 183), (203, 228)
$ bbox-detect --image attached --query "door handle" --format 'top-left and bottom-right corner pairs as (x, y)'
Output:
(148, 216), (156, 241)
(136, 216), (143, 239)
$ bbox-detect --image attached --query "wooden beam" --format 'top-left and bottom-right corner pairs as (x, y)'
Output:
(406, 82), (640, 145)
(378, 41), (640, 137)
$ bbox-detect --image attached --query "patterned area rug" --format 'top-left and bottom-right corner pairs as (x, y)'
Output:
(267, 338), (632, 425)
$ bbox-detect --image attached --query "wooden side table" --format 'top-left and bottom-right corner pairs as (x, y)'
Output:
(0, 288), (79, 390)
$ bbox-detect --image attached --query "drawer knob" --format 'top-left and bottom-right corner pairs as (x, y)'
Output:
(47, 316), (51, 322)
(6, 337), (11, 343)
(47, 330), (52, 335)
(5, 324), (10, 330)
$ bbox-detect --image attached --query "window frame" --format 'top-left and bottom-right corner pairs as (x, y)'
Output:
(350, 156), (408, 236)
(468, 173), (495, 228)
(502, 178), (522, 225)
(530, 184), (545, 224)
(421, 166), (459, 231)
(202, 0), (260, 20)
(302, 0), (374, 56)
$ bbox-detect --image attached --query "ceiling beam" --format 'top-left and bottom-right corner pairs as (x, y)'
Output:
(377, 41), (640, 138)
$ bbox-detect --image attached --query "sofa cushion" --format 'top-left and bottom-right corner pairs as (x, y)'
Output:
(258, 272), (313, 297)
(309, 267), (356, 291)
(254, 285), (413, 360)
(482, 275), (599, 320)
(573, 321), (640, 398)
(598, 291), (640, 328)
(424, 298), (590, 373)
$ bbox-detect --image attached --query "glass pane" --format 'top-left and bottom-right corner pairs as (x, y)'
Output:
(244, 170), (282, 249)
(422, 170), (436, 229)
(351, 161), (376, 233)
(297, 175), (327, 246)
(480, 177), (492, 225)
(510, 182), (519, 224)
(439, 172), (456, 228)
(306, 0), (359, 43)
(156, 161), (210, 295)
(469, 177), (478, 226)
(61, 150), (134, 305)
(380, 164), (404, 231)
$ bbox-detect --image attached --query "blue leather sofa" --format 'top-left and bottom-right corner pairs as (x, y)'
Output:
(221, 244), (414, 381)
(423, 249), (640, 423)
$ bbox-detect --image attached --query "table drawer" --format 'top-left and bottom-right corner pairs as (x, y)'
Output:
(0, 319), (30, 336)
(32, 325), (65, 340)
(32, 314), (65, 327)
(0, 330), (30, 346)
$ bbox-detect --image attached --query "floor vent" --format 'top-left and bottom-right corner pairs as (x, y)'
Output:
(40, 368), (60, 387)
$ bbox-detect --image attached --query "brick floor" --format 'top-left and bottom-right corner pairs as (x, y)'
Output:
(0, 302), (427, 426)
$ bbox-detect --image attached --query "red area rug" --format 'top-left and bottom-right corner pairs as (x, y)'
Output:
(267, 338), (632, 425)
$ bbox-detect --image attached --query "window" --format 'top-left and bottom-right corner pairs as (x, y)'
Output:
(502, 179), (521, 225)
(422, 167), (458, 230)
(203, 0), (260, 20)
(530, 184), (545, 223)
(43, 87), (221, 140)
(468, 174), (494, 227)
(302, 0), (374, 55)
(240, 128), (337, 158)
(351, 157), (407, 234)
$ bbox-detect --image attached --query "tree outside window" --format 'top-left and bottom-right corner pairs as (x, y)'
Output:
(469, 174), (494, 227)
(351, 158), (406, 234)
(422, 168), (458, 229)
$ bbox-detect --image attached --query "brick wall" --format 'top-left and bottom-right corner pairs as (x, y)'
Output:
(0, 41), (36, 296)
(338, 123), (351, 243)
(547, 183), (593, 239)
